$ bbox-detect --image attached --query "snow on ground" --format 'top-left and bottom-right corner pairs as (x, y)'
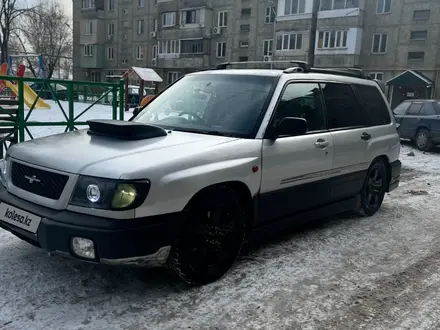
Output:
(1, 106), (440, 329)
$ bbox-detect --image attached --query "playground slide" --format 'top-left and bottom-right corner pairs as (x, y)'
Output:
(4, 81), (51, 109)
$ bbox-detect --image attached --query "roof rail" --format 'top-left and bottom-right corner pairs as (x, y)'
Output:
(216, 60), (293, 69)
(216, 60), (367, 79)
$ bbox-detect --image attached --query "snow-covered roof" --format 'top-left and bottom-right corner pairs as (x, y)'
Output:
(122, 67), (163, 82)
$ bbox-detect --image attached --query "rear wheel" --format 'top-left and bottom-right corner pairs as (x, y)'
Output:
(415, 128), (433, 152)
(168, 186), (246, 285)
(355, 160), (388, 216)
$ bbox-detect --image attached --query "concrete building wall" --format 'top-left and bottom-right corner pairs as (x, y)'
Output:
(72, 0), (440, 97)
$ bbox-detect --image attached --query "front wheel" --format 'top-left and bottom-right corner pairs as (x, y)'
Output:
(355, 160), (388, 216)
(168, 186), (246, 285)
(415, 129), (433, 152)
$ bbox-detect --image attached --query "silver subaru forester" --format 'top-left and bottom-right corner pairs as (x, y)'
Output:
(0, 62), (401, 285)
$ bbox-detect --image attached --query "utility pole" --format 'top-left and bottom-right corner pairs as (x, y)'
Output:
(270, 1), (277, 70)
(308, 0), (319, 67)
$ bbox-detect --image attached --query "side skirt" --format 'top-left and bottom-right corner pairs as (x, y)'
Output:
(247, 196), (358, 242)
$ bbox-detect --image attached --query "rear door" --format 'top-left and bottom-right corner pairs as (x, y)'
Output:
(320, 82), (370, 201)
(399, 102), (424, 139)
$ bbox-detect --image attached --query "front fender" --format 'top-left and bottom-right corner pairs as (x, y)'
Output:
(135, 157), (262, 217)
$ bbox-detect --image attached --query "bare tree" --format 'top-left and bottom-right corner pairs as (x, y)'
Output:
(0, 0), (32, 63)
(20, 0), (72, 78)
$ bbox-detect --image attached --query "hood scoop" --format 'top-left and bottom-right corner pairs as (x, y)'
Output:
(87, 119), (167, 141)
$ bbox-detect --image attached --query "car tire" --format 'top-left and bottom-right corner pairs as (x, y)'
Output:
(415, 128), (433, 152)
(168, 186), (246, 285)
(354, 159), (388, 217)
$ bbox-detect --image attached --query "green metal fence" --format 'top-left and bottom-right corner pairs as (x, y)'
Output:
(0, 76), (125, 158)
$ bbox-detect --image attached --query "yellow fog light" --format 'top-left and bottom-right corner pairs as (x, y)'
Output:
(112, 184), (137, 209)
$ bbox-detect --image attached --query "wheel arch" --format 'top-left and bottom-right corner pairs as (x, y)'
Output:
(370, 155), (391, 190)
(184, 181), (255, 232)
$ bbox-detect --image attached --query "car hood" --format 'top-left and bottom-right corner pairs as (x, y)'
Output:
(8, 129), (239, 178)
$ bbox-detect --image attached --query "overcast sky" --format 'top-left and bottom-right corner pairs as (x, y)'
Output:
(26, 0), (73, 17)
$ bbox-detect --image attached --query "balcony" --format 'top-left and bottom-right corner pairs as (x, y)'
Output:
(79, 44), (105, 69)
(179, 0), (211, 9)
(156, 55), (210, 69)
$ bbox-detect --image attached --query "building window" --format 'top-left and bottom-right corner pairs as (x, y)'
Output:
(410, 30), (428, 41)
(81, 0), (94, 9)
(152, 45), (157, 58)
(182, 10), (200, 24)
(371, 33), (387, 54)
(167, 72), (180, 84)
(136, 46), (144, 59)
(265, 6), (276, 23)
(320, 0), (358, 10)
(218, 11), (227, 27)
(241, 8), (251, 17)
(162, 12), (176, 27)
(317, 30), (347, 49)
(153, 19), (158, 31)
(276, 33), (302, 50)
(108, 0), (114, 11)
(138, 0), (144, 7)
(284, 0), (305, 15)
(216, 42), (226, 57)
(137, 20), (144, 34)
(368, 72), (384, 80)
(90, 71), (100, 82)
(107, 47), (114, 60)
(263, 39), (273, 56)
(413, 10), (430, 20)
(108, 23), (114, 35)
(84, 21), (93, 35)
(180, 39), (204, 54)
(240, 24), (250, 32)
(239, 41), (249, 48)
(84, 45), (93, 56)
(408, 52), (425, 61)
(158, 40), (180, 54)
(239, 56), (248, 62)
(376, 0), (391, 14)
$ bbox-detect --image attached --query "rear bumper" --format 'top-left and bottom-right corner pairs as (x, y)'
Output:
(0, 185), (183, 267)
(388, 160), (401, 192)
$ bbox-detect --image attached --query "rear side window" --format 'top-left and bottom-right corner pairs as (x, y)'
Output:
(352, 84), (391, 126)
(433, 102), (440, 115)
(393, 102), (410, 115)
(320, 82), (364, 129)
(407, 102), (424, 115)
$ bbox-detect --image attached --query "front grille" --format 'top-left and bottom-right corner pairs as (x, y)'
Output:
(11, 162), (69, 200)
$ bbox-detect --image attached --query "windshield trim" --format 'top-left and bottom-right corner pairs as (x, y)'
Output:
(132, 73), (280, 139)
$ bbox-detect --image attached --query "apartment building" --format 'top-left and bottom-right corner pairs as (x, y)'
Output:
(72, 0), (440, 105)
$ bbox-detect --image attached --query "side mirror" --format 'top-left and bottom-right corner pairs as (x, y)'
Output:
(278, 117), (308, 137)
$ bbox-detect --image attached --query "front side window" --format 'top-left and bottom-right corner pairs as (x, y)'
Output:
(134, 74), (277, 138)
(393, 102), (410, 115)
(407, 102), (424, 115)
(272, 83), (326, 133)
(321, 82), (364, 129)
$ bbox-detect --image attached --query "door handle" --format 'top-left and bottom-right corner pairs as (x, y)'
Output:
(314, 139), (329, 149)
(361, 132), (371, 141)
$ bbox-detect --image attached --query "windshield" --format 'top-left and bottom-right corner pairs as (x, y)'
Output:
(134, 74), (277, 137)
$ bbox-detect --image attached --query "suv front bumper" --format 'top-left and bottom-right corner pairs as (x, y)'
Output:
(0, 185), (182, 267)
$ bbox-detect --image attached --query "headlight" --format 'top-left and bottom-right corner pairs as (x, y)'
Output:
(69, 176), (150, 210)
(0, 154), (10, 184)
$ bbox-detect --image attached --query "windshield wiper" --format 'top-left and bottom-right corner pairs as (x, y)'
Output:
(171, 128), (238, 137)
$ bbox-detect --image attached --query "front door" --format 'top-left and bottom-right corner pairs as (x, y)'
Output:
(399, 101), (424, 139)
(259, 82), (334, 224)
